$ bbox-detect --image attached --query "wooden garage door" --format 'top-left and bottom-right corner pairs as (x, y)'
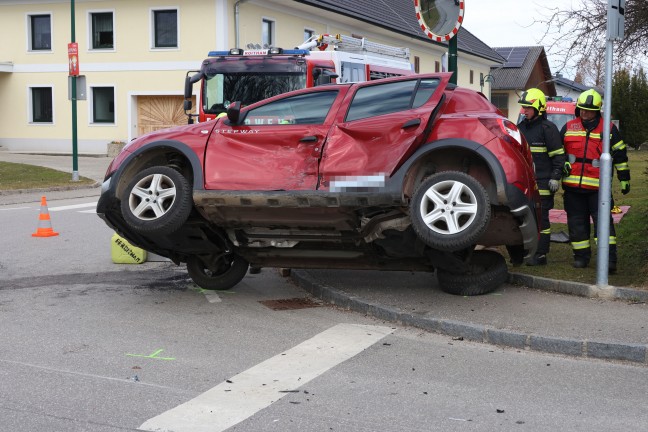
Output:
(137, 95), (195, 136)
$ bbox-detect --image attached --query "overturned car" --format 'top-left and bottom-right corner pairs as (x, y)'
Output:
(97, 73), (539, 296)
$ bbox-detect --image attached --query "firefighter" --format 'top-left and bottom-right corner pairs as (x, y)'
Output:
(560, 89), (630, 272)
(517, 88), (565, 266)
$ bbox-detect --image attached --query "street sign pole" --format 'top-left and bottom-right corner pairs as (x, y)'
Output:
(70, 0), (79, 181)
(449, 34), (458, 85)
(596, 0), (625, 286)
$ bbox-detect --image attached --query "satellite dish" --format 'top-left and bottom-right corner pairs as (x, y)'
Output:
(415, 0), (465, 42)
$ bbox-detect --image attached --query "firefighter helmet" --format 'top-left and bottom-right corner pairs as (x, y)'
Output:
(576, 89), (603, 111)
(518, 88), (546, 113)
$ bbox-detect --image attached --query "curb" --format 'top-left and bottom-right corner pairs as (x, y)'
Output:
(291, 270), (648, 365)
(0, 182), (100, 196)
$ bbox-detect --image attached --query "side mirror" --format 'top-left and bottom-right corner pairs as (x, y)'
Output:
(184, 76), (193, 99)
(227, 101), (242, 125)
(312, 68), (322, 81)
(183, 99), (193, 112)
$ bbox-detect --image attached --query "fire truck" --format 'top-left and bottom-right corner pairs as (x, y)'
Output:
(183, 34), (414, 123)
(517, 97), (577, 131)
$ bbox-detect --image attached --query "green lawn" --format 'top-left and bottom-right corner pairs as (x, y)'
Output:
(507, 150), (648, 288)
(0, 161), (95, 190)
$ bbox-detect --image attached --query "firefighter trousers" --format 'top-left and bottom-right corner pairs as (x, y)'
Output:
(537, 194), (554, 256)
(563, 188), (617, 264)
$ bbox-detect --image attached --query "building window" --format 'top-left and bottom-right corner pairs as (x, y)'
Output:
(491, 93), (509, 118)
(153, 9), (178, 48)
(92, 87), (115, 123)
(91, 11), (114, 49)
(262, 19), (274, 48)
(304, 28), (314, 41)
(29, 14), (51, 51)
(30, 87), (53, 123)
(435, 61), (440, 73)
(470, 70), (474, 84)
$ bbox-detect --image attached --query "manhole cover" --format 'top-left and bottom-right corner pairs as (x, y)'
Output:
(259, 297), (321, 310)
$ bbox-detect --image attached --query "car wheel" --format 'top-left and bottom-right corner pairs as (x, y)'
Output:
(410, 171), (490, 252)
(436, 250), (508, 296)
(120, 166), (192, 235)
(186, 254), (249, 291)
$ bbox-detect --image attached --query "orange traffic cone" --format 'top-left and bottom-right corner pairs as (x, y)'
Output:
(32, 196), (59, 237)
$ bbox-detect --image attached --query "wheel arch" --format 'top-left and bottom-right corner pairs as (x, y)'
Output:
(112, 140), (204, 200)
(390, 138), (507, 205)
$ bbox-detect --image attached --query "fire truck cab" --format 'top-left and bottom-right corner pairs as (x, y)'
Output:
(517, 97), (577, 131)
(184, 34), (414, 123)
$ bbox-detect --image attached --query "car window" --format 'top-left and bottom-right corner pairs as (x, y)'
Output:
(413, 79), (440, 108)
(243, 91), (338, 125)
(345, 78), (439, 122)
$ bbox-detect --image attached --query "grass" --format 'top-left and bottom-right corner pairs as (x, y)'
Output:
(506, 150), (648, 289)
(0, 161), (95, 190)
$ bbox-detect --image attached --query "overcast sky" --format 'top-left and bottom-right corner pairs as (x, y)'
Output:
(461, 0), (572, 73)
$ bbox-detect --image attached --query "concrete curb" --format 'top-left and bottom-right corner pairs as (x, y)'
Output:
(0, 182), (100, 196)
(291, 270), (648, 365)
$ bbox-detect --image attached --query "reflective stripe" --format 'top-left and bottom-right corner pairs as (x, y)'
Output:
(530, 146), (547, 153)
(565, 131), (587, 137)
(548, 148), (565, 157)
(594, 236), (617, 245)
(589, 132), (601, 139)
(571, 240), (590, 250)
(615, 162), (629, 171)
(540, 228), (551, 234)
(538, 189), (551, 196)
(563, 175), (599, 188)
(612, 140), (626, 151)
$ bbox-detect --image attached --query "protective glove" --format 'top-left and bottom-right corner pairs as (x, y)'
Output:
(621, 181), (630, 195)
(548, 179), (560, 193)
(563, 161), (572, 177)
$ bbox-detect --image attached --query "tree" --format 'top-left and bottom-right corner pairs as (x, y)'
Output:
(612, 68), (648, 149)
(538, 0), (648, 76)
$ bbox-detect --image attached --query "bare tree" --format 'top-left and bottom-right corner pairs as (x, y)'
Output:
(537, 0), (648, 79)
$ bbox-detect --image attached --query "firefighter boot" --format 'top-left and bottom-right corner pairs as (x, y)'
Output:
(526, 254), (547, 266)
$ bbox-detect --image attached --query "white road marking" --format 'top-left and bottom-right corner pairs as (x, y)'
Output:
(204, 292), (222, 303)
(0, 207), (31, 211)
(49, 202), (97, 212)
(138, 323), (394, 432)
(78, 209), (97, 214)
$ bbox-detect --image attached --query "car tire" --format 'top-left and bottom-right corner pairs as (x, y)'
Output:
(436, 250), (508, 296)
(120, 166), (192, 235)
(186, 254), (249, 291)
(410, 171), (490, 252)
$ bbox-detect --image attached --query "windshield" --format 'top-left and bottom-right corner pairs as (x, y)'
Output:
(202, 57), (307, 115)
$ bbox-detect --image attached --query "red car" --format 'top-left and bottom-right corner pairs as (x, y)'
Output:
(97, 73), (539, 296)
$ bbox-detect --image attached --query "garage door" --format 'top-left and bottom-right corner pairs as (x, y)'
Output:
(137, 95), (195, 136)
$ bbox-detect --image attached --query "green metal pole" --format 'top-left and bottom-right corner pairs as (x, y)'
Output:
(448, 35), (458, 85)
(71, 0), (79, 181)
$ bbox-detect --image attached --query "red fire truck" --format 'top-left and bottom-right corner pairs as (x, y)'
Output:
(517, 97), (577, 131)
(183, 34), (414, 123)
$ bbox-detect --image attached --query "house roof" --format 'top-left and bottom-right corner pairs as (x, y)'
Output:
(490, 46), (554, 93)
(554, 75), (591, 93)
(294, 0), (505, 64)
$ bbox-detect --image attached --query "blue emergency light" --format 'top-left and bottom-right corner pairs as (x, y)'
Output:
(208, 48), (310, 57)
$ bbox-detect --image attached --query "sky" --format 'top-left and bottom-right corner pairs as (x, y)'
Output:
(460, 0), (572, 74)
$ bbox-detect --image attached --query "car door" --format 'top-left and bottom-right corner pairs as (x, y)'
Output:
(204, 89), (341, 190)
(318, 75), (449, 191)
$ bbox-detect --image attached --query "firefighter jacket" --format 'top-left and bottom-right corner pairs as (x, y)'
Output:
(560, 116), (630, 190)
(518, 114), (565, 194)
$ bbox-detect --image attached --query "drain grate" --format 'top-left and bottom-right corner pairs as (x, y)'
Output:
(259, 297), (322, 310)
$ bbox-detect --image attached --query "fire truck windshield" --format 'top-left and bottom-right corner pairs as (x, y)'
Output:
(202, 57), (307, 115)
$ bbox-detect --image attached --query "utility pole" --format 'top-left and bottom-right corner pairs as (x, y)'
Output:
(596, 0), (625, 286)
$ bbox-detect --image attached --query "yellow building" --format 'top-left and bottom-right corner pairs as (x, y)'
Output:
(0, 0), (502, 155)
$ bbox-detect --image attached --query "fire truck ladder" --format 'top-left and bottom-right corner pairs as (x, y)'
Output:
(297, 34), (410, 60)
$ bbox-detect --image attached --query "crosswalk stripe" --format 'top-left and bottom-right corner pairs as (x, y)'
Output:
(138, 323), (394, 432)
(49, 202), (97, 212)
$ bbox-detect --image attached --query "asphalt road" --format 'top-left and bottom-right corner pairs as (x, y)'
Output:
(1, 154), (648, 431)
